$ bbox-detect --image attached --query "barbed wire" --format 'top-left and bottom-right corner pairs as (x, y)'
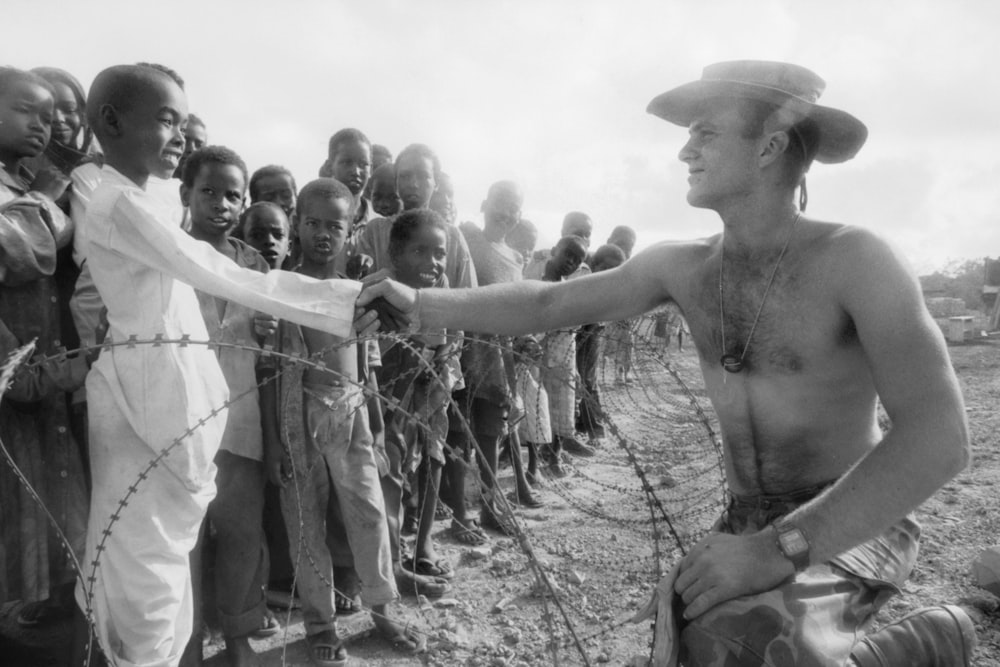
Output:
(0, 309), (724, 666)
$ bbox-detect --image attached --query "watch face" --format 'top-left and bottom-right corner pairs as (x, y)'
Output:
(779, 528), (809, 556)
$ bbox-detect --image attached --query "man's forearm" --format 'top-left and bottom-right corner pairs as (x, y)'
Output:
(421, 280), (561, 336)
(789, 404), (968, 565)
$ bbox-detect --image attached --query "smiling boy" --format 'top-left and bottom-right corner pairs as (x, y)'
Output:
(76, 64), (361, 667)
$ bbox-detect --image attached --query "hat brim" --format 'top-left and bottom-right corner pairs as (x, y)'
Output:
(647, 79), (868, 164)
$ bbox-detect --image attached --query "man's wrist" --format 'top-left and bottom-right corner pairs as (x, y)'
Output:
(773, 518), (811, 572)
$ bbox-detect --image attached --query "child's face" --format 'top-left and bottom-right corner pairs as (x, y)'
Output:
(330, 140), (372, 196)
(181, 162), (246, 239)
(244, 207), (290, 269)
(0, 80), (54, 163)
(393, 223), (447, 289)
(395, 154), (436, 211)
(175, 122), (207, 178)
(295, 195), (351, 267)
(552, 242), (585, 278)
(430, 185), (456, 225)
(115, 77), (187, 181)
(372, 176), (402, 218)
(253, 173), (296, 217)
(49, 81), (82, 147)
(482, 190), (522, 238)
(564, 218), (593, 249)
(506, 227), (537, 264)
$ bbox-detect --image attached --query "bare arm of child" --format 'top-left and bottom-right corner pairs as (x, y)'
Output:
(258, 363), (288, 487)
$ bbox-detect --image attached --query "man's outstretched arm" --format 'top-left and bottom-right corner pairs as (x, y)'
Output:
(358, 243), (673, 335)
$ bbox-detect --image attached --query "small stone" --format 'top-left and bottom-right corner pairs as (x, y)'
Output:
(595, 651), (611, 663)
(492, 596), (514, 613)
(434, 597), (460, 608)
(569, 570), (586, 585)
(468, 546), (492, 560)
(972, 546), (1000, 596)
(503, 628), (522, 645)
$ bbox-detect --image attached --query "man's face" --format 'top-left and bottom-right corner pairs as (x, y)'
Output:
(0, 79), (53, 163)
(395, 154), (436, 211)
(116, 77), (188, 182)
(254, 173), (296, 217)
(678, 101), (761, 210)
(330, 140), (372, 196)
(181, 161), (245, 239)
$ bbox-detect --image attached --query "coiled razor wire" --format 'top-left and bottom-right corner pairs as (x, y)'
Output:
(0, 306), (725, 666)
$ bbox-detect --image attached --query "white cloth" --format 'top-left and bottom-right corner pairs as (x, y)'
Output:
(76, 166), (360, 667)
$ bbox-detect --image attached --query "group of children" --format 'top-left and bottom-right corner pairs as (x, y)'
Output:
(0, 61), (637, 667)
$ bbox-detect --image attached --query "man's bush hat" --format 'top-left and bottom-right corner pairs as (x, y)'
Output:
(647, 60), (868, 164)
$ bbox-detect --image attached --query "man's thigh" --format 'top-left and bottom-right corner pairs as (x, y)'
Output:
(680, 563), (885, 667)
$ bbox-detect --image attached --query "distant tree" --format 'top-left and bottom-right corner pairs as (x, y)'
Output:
(920, 258), (988, 312)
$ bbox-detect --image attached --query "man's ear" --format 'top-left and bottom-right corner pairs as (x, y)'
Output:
(98, 104), (123, 138)
(179, 182), (191, 207)
(759, 130), (790, 168)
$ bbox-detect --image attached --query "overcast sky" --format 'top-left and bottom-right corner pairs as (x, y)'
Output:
(5, 0), (998, 272)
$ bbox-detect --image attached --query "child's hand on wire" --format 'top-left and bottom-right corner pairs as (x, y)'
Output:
(253, 312), (278, 339)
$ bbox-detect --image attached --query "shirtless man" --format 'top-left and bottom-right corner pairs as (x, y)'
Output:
(358, 61), (975, 666)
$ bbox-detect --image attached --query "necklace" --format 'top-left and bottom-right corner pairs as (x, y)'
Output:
(719, 213), (800, 373)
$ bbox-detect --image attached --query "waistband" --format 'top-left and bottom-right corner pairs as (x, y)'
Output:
(727, 479), (836, 513)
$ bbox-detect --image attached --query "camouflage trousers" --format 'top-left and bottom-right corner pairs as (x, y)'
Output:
(679, 483), (921, 667)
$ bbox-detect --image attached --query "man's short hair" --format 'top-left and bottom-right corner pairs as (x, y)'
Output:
(181, 145), (248, 189)
(296, 177), (355, 217)
(738, 98), (820, 183)
(249, 165), (297, 201)
(328, 128), (371, 159)
(593, 243), (626, 269)
(395, 143), (442, 182)
(187, 113), (206, 130)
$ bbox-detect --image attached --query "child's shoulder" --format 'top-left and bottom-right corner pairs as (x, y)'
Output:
(228, 237), (270, 272)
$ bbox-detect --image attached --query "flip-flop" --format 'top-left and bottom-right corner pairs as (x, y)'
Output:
(395, 569), (450, 599)
(384, 626), (427, 654)
(434, 502), (451, 520)
(448, 517), (488, 546)
(408, 556), (455, 581)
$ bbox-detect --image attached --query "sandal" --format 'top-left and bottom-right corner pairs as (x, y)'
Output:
(308, 630), (348, 667)
(334, 590), (362, 616)
(448, 517), (488, 546)
(434, 501), (451, 521)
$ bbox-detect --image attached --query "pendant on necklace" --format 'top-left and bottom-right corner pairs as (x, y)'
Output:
(720, 354), (743, 373)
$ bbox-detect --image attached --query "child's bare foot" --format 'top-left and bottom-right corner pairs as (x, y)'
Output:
(394, 562), (450, 598)
(371, 604), (426, 654)
(447, 516), (488, 545)
(307, 628), (347, 667)
(223, 636), (261, 667)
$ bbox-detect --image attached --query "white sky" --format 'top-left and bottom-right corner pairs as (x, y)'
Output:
(4, 0), (999, 272)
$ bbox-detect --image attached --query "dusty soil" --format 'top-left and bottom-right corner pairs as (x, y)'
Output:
(5, 331), (1000, 666)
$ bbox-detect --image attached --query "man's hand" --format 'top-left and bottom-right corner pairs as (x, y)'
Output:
(30, 167), (72, 202)
(356, 270), (418, 333)
(673, 529), (794, 620)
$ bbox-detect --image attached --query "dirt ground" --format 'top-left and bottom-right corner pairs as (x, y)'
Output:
(4, 334), (1000, 666)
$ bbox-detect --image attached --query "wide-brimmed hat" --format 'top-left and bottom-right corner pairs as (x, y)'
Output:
(647, 60), (867, 164)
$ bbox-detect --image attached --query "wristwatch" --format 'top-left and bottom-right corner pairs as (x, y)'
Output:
(773, 519), (810, 572)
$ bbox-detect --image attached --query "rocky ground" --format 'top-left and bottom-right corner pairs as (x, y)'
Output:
(4, 333), (1000, 666)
